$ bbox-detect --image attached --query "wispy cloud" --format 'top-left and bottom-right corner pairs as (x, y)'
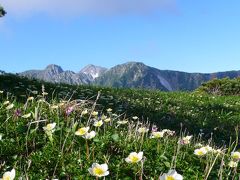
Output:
(1, 0), (178, 17)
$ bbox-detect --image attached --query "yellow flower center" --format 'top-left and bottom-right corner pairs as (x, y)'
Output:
(47, 124), (52, 130)
(3, 175), (11, 180)
(197, 151), (204, 156)
(233, 154), (240, 159)
(166, 176), (175, 180)
(130, 156), (140, 163)
(79, 129), (87, 135)
(104, 118), (111, 122)
(93, 167), (105, 176)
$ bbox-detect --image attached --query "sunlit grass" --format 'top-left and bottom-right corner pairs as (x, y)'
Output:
(0, 86), (239, 179)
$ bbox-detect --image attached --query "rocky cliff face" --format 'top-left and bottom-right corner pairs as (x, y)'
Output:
(20, 64), (92, 85)
(80, 64), (107, 80)
(95, 62), (240, 91)
(20, 62), (240, 91)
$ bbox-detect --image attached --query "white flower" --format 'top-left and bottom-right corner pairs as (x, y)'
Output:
(75, 127), (90, 136)
(6, 104), (14, 110)
(104, 118), (111, 123)
(3, 101), (9, 105)
(0, 90), (3, 94)
(81, 109), (88, 115)
(43, 123), (56, 132)
(38, 99), (45, 103)
(21, 113), (32, 119)
(125, 152), (143, 164)
(180, 135), (192, 145)
(112, 113), (118, 117)
(159, 170), (183, 180)
(151, 131), (164, 139)
(117, 120), (128, 125)
(162, 129), (175, 136)
(101, 115), (107, 120)
(83, 131), (96, 139)
(161, 129), (170, 133)
(203, 145), (213, 153)
(88, 163), (109, 177)
(91, 111), (98, 116)
(132, 116), (138, 120)
(1, 168), (15, 180)
(27, 97), (34, 101)
(107, 108), (112, 112)
(231, 152), (240, 161)
(0, 133), (3, 141)
(213, 149), (222, 154)
(94, 120), (103, 127)
(228, 161), (238, 168)
(138, 127), (149, 133)
(194, 147), (208, 156)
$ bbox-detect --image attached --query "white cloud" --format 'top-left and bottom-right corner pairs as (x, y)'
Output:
(1, 0), (178, 17)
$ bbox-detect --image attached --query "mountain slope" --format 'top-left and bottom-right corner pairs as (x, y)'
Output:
(20, 64), (92, 85)
(80, 64), (107, 80)
(95, 62), (240, 91)
(20, 62), (240, 91)
(94, 62), (169, 90)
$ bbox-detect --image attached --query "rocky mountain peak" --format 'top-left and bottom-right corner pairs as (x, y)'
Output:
(45, 64), (64, 74)
(80, 64), (107, 79)
(19, 62), (240, 91)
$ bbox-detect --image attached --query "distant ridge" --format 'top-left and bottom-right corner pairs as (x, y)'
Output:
(20, 62), (240, 91)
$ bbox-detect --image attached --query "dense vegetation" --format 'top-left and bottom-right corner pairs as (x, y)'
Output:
(1, 74), (240, 143)
(197, 77), (240, 96)
(0, 74), (240, 179)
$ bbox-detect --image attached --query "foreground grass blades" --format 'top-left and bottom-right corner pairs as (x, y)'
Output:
(0, 87), (239, 179)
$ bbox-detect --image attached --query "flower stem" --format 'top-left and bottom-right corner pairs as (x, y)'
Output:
(86, 140), (89, 159)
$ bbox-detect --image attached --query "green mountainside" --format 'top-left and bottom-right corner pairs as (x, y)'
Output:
(20, 62), (240, 91)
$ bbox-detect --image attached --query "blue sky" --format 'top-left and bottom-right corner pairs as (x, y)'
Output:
(0, 0), (240, 73)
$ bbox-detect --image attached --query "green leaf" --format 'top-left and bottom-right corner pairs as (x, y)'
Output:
(93, 138), (100, 143)
(164, 161), (171, 168)
(111, 133), (119, 142)
(159, 155), (168, 161)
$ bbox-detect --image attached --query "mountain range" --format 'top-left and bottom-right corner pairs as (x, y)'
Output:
(19, 62), (240, 91)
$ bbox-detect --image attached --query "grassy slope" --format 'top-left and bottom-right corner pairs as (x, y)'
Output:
(0, 74), (240, 179)
(0, 74), (239, 142)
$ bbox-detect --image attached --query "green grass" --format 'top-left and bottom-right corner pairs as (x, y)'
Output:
(0, 74), (240, 179)
(0, 75), (240, 179)
(0, 89), (239, 179)
(1, 74), (240, 142)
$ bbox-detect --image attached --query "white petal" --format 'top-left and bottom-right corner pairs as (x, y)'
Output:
(52, 123), (56, 129)
(92, 163), (99, 168)
(130, 152), (138, 156)
(159, 174), (167, 180)
(125, 158), (131, 163)
(101, 164), (108, 171)
(75, 131), (81, 136)
(168, 169), (177, 176)
(103, 171), (109, 176)
(174, 174), (183, 180)
(88, 168), (94, 175)
(10, 168), (16, 179)
(138, 151), (143, 158)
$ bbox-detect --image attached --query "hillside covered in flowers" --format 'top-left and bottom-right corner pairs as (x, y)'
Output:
(0, 74), (240, 179)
